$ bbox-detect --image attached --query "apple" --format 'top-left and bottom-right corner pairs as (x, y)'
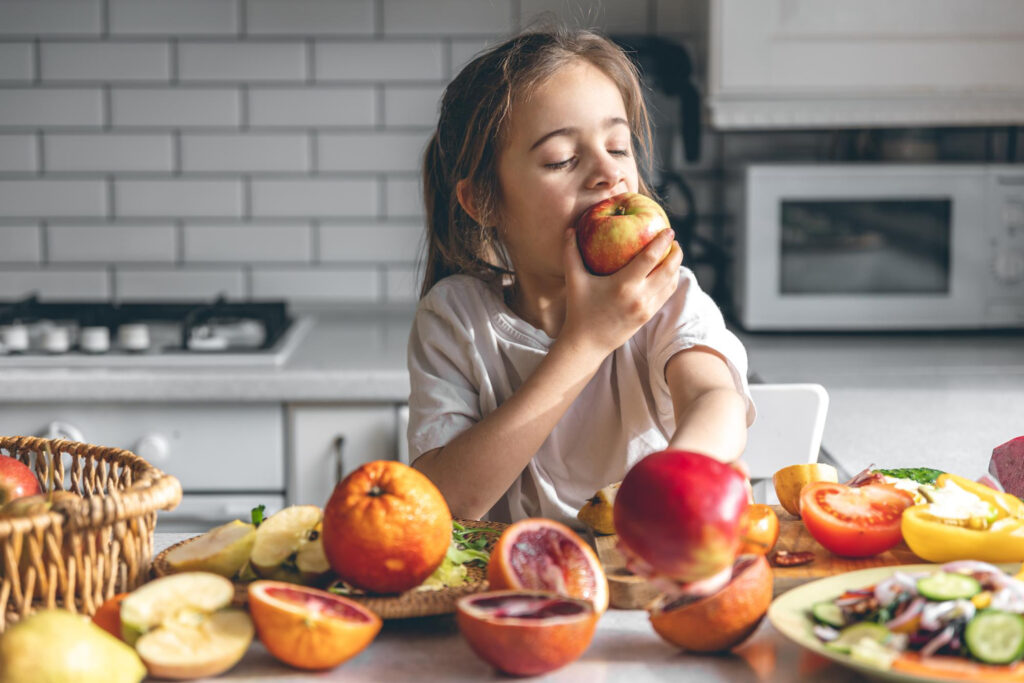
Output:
(0, 454), (40, 506)
(575, 192), (672, 275)
(613, 450), (749, 585)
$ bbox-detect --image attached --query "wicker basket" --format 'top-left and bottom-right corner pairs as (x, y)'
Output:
(0, 436), (182, 632)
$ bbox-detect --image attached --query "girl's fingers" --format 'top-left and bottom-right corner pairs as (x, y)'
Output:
(621, 229), (675, 280)
(562, 227), (588, 286)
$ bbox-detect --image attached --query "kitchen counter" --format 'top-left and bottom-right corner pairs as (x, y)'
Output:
(151, 534), (865, 683)
(738, 329), (1024, 479)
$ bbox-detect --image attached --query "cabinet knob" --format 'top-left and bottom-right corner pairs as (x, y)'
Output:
(135, 433), (171, 462)
(44, 421), (84, 443)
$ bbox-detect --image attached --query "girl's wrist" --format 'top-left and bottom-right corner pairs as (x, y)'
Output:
(550, 328), (609, 369)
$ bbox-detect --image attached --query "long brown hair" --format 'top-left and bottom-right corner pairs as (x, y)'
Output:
(419, 27), (655, 298)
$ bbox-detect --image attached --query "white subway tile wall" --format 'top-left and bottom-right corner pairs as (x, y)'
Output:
(0, 0), (706, 305)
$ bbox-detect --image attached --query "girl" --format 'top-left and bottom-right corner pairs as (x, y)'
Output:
(408, 27), (754, 527)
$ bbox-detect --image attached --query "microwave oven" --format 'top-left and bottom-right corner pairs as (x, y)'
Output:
(735, 164), (1024, 331)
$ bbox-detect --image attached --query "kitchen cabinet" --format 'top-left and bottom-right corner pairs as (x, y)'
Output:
(286, 403), (408, 509)
(709, 0), (1024, 128)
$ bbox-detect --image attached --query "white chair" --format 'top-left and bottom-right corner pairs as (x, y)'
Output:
(744, 383), (830, 504)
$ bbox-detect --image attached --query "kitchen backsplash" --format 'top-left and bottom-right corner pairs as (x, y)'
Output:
(0, 0), (1017, 307)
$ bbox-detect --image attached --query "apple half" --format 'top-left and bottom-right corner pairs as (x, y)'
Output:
(250, 505), (331, 584)
(165, 519), (256, 578)
(120, 572), (253, 679)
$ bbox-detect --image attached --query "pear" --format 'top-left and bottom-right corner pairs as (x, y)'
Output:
(577, 481), (621, 535)
(250, 505), (330, 584)
(120, 572), (253, 679)
(0, 609), (146, 683)
(165, 519), (256, 578)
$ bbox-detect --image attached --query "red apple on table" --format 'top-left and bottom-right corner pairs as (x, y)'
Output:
(0, 454), (40, 506)
(576, 192), (672, 275)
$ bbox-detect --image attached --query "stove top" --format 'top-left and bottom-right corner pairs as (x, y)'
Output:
(0, 296), (312, 367)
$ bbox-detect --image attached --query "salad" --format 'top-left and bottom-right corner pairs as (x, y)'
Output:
(811, 560), (1024, 671)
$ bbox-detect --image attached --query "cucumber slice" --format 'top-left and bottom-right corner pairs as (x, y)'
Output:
(965, 611), (1024, 665)
(811, 601), (846, 628)
(917, 572), (981, 601)
(825, 622), (892, 655)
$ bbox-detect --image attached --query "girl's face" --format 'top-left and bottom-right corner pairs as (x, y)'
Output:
(494, 59), (640, 284)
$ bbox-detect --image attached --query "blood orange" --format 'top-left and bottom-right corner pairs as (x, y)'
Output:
(456, 590), (598, 676)
(648, 554), (773, 653)
(248, 580), (382, 670)
(487, 518), (609, 613)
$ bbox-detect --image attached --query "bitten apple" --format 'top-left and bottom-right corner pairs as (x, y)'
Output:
(0, 454), (40, 506)
(576, 192), (671, 275)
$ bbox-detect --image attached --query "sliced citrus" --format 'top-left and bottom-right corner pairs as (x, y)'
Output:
(91, 592), (129, 639)
(456, 590), (598, 676)
(649, 554), (773, 653)
(248, 580), (382, 670)
(487, 518), (608, 613)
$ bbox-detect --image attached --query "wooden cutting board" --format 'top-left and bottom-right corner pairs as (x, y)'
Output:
(594, 505), (924, 609)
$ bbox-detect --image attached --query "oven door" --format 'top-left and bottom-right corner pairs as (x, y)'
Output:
(738, 165), (990, 330)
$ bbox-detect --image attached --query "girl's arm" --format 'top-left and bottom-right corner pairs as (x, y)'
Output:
(413, 228), (683, 519)
(664, 347), (749, 462)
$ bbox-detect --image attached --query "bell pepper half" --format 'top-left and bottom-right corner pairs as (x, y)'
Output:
(901, 473), (1024, 563)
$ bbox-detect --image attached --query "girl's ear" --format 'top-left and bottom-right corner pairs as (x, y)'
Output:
(456, 178), (481, 224)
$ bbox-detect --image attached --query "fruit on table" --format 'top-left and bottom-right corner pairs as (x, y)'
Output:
(0, 609), (146, 683)
(576, 481), (620, 535)
(800, 481), (914, 557)
(613, 450), (749, 584)
(248, 580), (381, 670)
(648, 554), (773, 653)
(738, 503), (780, 556)
(165, 519), (256, 579)
(456, 590), (599, 676)
(988, 435), (1024, 498)
(249, 505), (329, 584)
(92, 592), (130, 639)
(575, 192), (672, 275)
(901, 473), (1024, 563)
(772, 462), (839, 517)
(487, 517), (609, 614)
(0, 454), (40, 506)
(323, 460), (451, 594)
(120, 572), (254, 679)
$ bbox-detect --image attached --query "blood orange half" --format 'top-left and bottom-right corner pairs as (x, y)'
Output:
(456, 590), (598, 676)
(248, 580), (382, 670)
(487, 518), (609, 614)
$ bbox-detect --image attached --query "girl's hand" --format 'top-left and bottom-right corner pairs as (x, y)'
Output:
(560, 227), (683, 356)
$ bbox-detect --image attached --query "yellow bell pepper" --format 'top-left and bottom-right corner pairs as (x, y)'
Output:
(901, 473), (1024, 563)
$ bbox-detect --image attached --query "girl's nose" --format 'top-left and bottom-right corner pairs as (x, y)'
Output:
(585, 151), (624, 190)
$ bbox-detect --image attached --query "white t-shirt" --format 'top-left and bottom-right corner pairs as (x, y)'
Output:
(406, 267), (755, 529)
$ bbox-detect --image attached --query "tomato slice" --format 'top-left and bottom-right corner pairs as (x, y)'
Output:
(799, 482), (914, 558)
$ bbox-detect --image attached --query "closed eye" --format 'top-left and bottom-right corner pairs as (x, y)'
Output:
(609, 149), (630, 157)
(544, 157), (576, 170)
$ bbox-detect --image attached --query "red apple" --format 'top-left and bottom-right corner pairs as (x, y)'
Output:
(613, 450), (749, 584)
(575, 192), (671, 275)
(0, 454), (40, 506)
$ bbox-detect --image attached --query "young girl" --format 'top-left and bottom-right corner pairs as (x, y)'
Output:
(407, 28), (754, 527)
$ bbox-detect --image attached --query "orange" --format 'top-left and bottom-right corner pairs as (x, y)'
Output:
(91, 592), (129, 639)
(456, 590), (598, 676)
(248, 580), (382, 670)
(322, 460), (451, 594)
(648, 554), (773, 653)
(738, 504), (780, 556)
(487, 518), (609, 614)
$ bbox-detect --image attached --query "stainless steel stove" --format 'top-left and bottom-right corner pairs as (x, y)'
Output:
(0, 296), (311, 367)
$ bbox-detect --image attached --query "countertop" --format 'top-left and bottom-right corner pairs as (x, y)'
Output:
(151, 534), (864, 683)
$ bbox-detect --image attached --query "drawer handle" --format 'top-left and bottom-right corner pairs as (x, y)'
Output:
(333, 435), (346, 483)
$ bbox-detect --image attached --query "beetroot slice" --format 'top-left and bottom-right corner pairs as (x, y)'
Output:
(989, 436), (1024, 498)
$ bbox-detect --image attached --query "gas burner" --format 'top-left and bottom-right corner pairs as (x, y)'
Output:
(0, 295), (310, 367)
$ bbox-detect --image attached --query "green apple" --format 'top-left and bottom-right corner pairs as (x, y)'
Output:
(250, 505), (330, 584)
(576, 192), (671, 275)
(0, 609), (146, 683)
(165, 519), (256, 578)
(120, 572), (253, 679)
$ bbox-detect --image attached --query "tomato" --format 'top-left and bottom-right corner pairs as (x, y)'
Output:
(799, 482), (914, 558)
(738, 504), (780, 555)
